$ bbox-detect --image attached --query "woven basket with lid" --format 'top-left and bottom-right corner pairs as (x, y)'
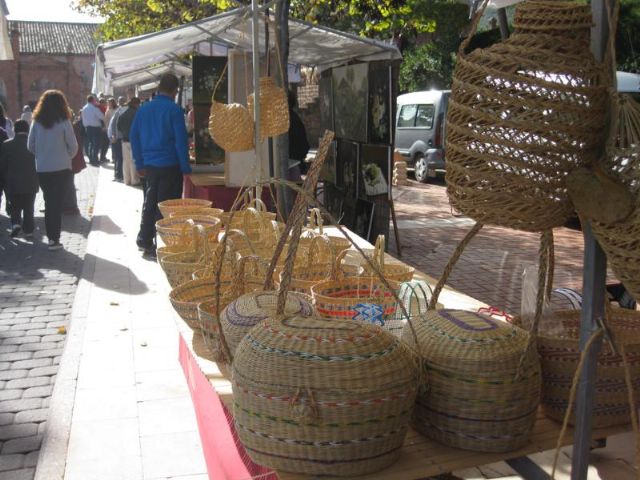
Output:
(220, 291), (314, 360)
(445, 0), (607, 232)
(232, 314), (419, 476)
(403, 309), (541, 452)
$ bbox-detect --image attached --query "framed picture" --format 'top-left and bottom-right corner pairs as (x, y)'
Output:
(336, 140), (359, 200)
(322, 183), (344, 224)
(192, 56), (227, 105)
(320, 140), (337, 184)
(319, 74), (333, 132)
(368, 64), (392, 144)
(332, 63), (368, 143)
(360, 144), (391, 198)
(193, 105), (224, 165)
(353, 199), (375, 241)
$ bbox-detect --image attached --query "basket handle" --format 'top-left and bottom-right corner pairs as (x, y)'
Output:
(308, 207), (324, 234)
(211, 60), (230, 104)
(247, 197), (268, 213)
(457, 0), (489, 57)
(373, 235), (386, 272)
(221, 228), (257, 256)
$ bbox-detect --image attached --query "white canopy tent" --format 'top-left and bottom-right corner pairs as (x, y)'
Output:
(109, 61), (193, 89)
(92, 7), (401, 94)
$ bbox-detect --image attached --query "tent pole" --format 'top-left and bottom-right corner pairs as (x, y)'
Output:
(252, 0), (262, 202)
(570, 1), (609, 478)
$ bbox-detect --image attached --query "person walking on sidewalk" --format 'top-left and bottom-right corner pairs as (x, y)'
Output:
(0, 120), (38, 238)
(108, 96), (127, 182)
(118, 97), (141, 186)
(131, 74), (192, 258)
(102, 98), (117, 163)
(64, 112), (87, 215)
(81, 95), (104, 166)
(28, 90), (78, 251)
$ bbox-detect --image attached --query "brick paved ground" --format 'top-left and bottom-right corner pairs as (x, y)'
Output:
(390, 176), (600, 314)
(0, 165), (99, 480)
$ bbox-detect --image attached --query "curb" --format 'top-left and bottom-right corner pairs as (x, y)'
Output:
(33, 171), (101, 480)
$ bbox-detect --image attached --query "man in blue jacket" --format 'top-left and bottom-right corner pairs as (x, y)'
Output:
(130, 73), (192, 258)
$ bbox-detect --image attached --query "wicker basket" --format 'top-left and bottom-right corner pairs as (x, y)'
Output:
(220, 291), (314, 360)
(341, 236), (414, 283)
(311, 277), (400, 331)
(247, 76), (290, 139)
(403, 309), (541, 452)
(169, 278), (235, 330)
(168, 207), (224, 219)
(232, 314), (419, 476)
(518, 309), (640, 428)
(156, 215), (221, 247)
(209, 101), (255, 152)
(445, 0), (607, 232)
(158, 199), (212, 218)
(387, 281), (434, 338)
(156, 222), (196, 265)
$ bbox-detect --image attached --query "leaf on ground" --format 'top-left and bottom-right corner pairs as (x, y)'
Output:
(57, 326), (67, 335)
(110, 301), (120, 306)
(140, 341), (148, 347)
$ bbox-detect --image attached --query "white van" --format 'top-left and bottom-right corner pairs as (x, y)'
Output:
(395, 90), (449, 183)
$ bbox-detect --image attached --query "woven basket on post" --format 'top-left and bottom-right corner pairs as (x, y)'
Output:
(247, 76), (290, 140)
(403, 309), (541, 452)
(208, 61), (255, 152)
(158, 198), (212, 218)
(514, 309), (640, 428)
(445, 0), (608, 232)
(156, 215), (221, 247)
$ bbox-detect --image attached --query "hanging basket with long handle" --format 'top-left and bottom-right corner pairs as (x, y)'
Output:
(445, 0), (608, 232)
(208, 61), (255, 152)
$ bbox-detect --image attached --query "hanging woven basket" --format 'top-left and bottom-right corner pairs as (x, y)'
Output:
(445, 0), (608, 232)
(232, 314), (419, 476)
(247, 76), (290, 139)
(403, 309), (541, 452)
(209, 102), (255, 152)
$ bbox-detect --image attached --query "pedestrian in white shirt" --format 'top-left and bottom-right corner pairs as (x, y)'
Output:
(80, 95), (104, 166)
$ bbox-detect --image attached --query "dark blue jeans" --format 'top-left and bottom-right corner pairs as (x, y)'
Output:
(84, 126), (102, 165)
(111, 140), (123, 179)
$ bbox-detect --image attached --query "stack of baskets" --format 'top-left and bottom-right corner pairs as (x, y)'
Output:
(403, 309), (541, 452)
(158, 199), (213, 218)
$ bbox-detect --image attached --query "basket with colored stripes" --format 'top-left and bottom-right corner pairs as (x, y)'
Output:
(519, 309), (640, 428)
(311, 277), (400, 331)
(232, 314), (419, 476)
(402, 309), (541, 452)
(158, 198), (212, 218)
(220, 291), (314, 360)
(157, 222), (196, 265)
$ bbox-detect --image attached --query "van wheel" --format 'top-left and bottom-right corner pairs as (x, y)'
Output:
(414, 155), (429, 183)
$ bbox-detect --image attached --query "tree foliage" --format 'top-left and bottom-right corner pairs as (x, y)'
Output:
(617, 0), (640, 73)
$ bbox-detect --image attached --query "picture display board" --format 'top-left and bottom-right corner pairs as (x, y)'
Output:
(320, 61), (396, 242)
(192, 56), (227, 165)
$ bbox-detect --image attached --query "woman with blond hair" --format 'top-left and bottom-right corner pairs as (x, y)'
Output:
(27, 90), (78, 251)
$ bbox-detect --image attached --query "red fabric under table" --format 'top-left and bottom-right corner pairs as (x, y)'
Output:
(183, 176), (273, 212)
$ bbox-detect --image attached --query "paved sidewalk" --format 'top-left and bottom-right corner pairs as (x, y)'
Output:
(0, 165), (98, 480)
(34, 167), (207, 480)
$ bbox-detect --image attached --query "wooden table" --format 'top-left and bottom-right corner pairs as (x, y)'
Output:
(183, 173), (273, 211)
(171, 227), (629, 480)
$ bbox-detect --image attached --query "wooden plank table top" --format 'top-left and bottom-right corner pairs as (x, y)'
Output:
(187, 172), (226, 187)
(170, 226), (629, 480)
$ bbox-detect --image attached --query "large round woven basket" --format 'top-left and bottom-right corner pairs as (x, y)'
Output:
(520, 309), (640, 428)
(311, 277), (400, 332)
(158, 199), (212, 218)
(232, 314), (419, 476)
(445, 0), (607, 232)
(169, 278), (235, 330)
(168, 207), (224, 219)
(156, 215), (221, 247)
(209, 101), (255, 152)
(403, 309), (541, 452)
(161, 250), (206, 289)
(220, 291), (314, 360)
(156, 222), (196, 265)
(247, 77), (290, 139)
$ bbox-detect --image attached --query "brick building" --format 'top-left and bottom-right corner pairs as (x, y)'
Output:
(0, 20), (99, 119)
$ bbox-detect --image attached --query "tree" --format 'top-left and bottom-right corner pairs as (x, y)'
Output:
(617, 0), (640, 73)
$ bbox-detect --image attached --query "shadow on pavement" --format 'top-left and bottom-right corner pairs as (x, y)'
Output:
(83, 253), (149, 296)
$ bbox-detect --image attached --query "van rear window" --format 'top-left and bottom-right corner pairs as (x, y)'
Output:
(397, 104), (435, 128)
